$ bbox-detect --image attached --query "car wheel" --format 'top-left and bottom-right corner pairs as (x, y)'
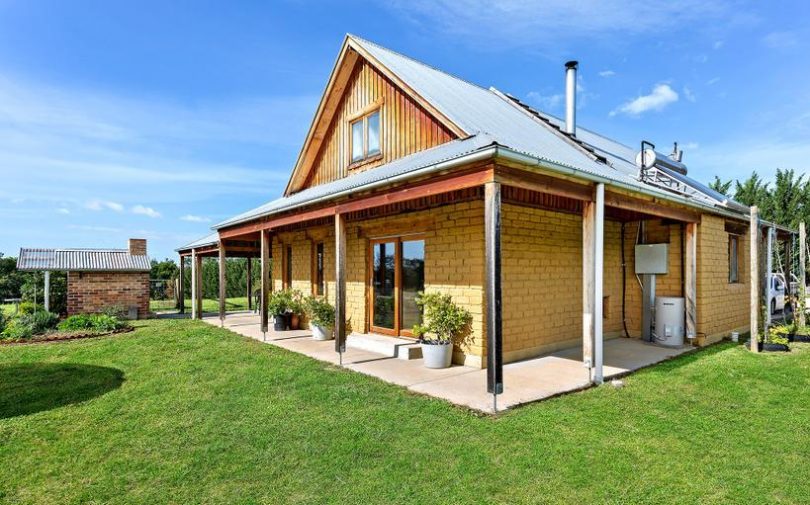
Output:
(771, 299), (776, 314)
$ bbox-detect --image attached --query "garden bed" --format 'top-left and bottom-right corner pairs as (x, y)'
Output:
(0, 326), (134, 346)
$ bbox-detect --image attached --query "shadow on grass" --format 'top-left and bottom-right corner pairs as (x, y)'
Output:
(0, 363), (124, 419)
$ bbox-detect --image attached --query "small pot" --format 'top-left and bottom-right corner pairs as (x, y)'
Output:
(422, 341), (453, 369)
(761, 342), (790, 352)
(311, 323), (334, 341)
(794, 334), (810, 343)
(290, 314), (300, 330)
(273, 315), (286, 332)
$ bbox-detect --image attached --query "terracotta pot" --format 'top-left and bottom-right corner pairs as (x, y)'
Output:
(290, 314), (300, 330)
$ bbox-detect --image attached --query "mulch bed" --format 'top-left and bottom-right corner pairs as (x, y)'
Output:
(0, 327), (134, 346)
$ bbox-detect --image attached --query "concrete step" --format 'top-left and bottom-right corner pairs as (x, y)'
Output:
(346, 332), (423, 360)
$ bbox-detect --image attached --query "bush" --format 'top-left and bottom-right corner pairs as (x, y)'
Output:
(412, 292), (472, 345)
(58, 314), (129, 332)
(0, 311), (5, 334)
(305, 296), (335, 327)
(18, 302), (43, 315)
(268, 289), (304, 316)
(1, 319), (33, 340)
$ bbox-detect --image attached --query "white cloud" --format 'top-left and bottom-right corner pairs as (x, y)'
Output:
(68, 224), (122, 233)
(526, 91), (563, 110)
(56, 208), (70, 214)
(598, 70), (616, 77)
(180, 214), (210, 223)
(611, 84), (679, 117)
(713, 40), (725, 50)
(691, 139), (810, 183)
(762, 31), (798, 49)
(682, 142), (699, 150)
(86, 199), (124, 212)
(706, 77), (721, 86)
(385, 0), (731, 49)
(132, 205), (161, 218)
(683, 86), (696, 102)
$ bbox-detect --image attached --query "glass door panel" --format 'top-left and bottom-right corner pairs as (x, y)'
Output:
(400, 240), (425, 334)
(372, 241), (396, 331)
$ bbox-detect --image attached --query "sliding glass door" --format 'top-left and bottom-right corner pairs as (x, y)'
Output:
(369, 237), (425, 336)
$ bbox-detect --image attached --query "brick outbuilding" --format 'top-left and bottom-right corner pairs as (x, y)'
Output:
(17, 239), (151, 319)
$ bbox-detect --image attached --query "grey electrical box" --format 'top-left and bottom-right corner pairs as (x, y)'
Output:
(635, 244), (669, 274)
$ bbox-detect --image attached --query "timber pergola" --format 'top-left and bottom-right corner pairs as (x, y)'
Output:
(212, 155), (722, 407)
(748, 209), (801, 352)
(176, 237), (261, 323)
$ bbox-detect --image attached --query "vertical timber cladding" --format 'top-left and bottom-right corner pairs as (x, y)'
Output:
(302, 58), (456, 189)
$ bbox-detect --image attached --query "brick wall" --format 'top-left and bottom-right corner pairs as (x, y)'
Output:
(67, 271), (150, 318)
(697, 215), (750, 341)
(270, 201), (486, 365)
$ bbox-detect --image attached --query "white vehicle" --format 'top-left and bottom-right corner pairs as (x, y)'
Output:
(769, 273), (786, 314)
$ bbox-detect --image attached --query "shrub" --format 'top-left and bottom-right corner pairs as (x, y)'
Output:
(1, 319), (33, 340)
(268, 289), (304, 316)
(305, 296), (335, 327)
(0, 311), (5, 334)
(23, 311), (59, 334)
(412, 292), (472, 345)
(18, 302), (43, 315)
(57, 314), (129, 332)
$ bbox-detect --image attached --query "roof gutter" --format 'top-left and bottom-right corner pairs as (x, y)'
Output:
(213, 142), (767, 236)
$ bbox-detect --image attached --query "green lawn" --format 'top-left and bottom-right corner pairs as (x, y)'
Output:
(1, 320), (808, 504)
(150, 296), (251, 313)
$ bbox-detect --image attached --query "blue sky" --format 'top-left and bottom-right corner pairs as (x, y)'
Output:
(1, 0), (808, 261)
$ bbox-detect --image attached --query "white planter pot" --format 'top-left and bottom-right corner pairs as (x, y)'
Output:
(311, 323), (334, 341)
(422, 342), (453, 369)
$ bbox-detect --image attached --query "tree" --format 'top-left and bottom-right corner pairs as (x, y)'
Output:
(769, 169), (806, 229)
(734, 172), (773, 220)
(708, 176), (733, 196)
(0, 254), (25, 300)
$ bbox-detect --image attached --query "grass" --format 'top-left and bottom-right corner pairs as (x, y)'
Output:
(149, 296), (251, 313)
(1, 320), (809, 504)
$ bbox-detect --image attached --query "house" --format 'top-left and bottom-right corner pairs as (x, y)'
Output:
(177, 35), (793, 392)
(18, 238), (151, 318)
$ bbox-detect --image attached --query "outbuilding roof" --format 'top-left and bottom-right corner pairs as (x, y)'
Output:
(17, 248), (151, 272)
(208, 34), (750, 235)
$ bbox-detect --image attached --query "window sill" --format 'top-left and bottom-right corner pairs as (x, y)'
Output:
(348, 153), (383, 171)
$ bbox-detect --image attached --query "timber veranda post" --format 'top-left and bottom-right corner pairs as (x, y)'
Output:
(178, 254), (185, 314)
(335, 213), (347, 364)
(750, 206), (760, 352)
(260, 229), (270, 339)
(219, 241), (226, 326)
(800, 222), (807, 328)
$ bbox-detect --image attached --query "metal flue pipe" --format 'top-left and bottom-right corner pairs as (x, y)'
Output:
(565, 61), (578, 135)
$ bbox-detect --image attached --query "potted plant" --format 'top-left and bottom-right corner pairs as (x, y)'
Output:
(758, 325), (791, 352)
(305, 296), (335, 341)
(412, 292), (472, 369)
(289, 290), (305, 330)
(267, 290), (292, 331)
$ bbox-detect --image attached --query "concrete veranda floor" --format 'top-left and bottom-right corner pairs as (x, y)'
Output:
(200, 311), (693, 413)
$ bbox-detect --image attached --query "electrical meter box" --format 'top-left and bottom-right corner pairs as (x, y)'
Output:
(635, 244), (669, 274)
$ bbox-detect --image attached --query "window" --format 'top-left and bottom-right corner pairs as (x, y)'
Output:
(728, 235), (739, 283)
(350, 110), (381, 164)
(284, 245), (293, 289)
(313, 242), (325, 296)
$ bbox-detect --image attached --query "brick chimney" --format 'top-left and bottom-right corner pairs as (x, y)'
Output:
(128, 238), (147, 256)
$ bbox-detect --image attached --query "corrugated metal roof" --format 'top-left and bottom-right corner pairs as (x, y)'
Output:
(206, 35), (749, 238)
(176, 232), (220, 252)
(214, 135), (496, 229)
(17, 248), (151, 272)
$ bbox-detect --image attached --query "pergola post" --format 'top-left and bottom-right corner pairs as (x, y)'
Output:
(685, 222), (698, 341)
(765, 226), (774, 328)
(750, 207), (760, 352)
(195, 252), (203, 319)
(582, 196), (595, 375)
(191, 249), (199, 320)
(178, 255), (185, 314)
(485, 181), (503, 409)
(260, 229), (270, 338)
(593, 183), (605, 384)
(246, 257), (253, 312)
(43, 271), (51, 312)
(796, 222), (807, 327)
(335, 213), (347, 362)
(218, 241), (226, 326)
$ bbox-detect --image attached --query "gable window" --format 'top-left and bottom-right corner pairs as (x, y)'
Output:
(350, 109), (381, 164)
(313, 242), (325, 296)
(728, 235), (739, 283)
